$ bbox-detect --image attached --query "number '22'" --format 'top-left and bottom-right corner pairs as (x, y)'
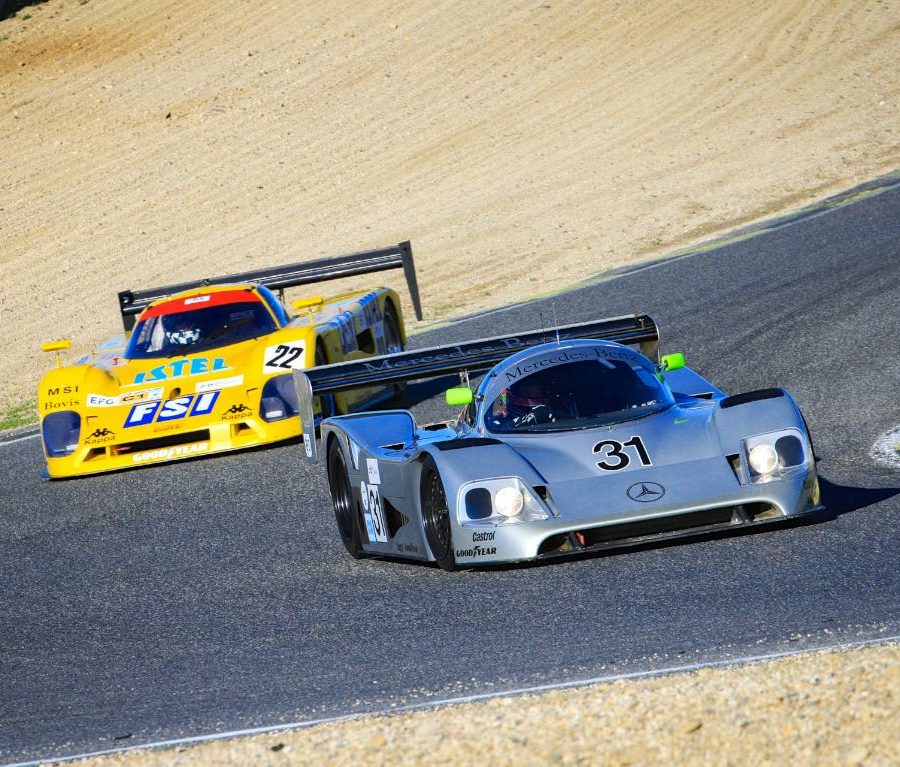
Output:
(266, 344), (303, 369)
(593, 436), (652, 471)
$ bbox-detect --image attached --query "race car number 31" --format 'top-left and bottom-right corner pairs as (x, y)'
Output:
(592, 436), (652, 471)
(360, 481), (388, 543)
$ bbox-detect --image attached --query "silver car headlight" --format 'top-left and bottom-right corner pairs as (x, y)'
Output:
(457, 477), (550, 527)
(743, 428), (809, 483)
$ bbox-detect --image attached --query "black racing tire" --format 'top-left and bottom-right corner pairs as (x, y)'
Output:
(382, 300), (404, 355)
(420, 456), (457, 571)
(327, 438), (364, 559)
(314, 340), (337, 420)
(382, 300), (406, 402)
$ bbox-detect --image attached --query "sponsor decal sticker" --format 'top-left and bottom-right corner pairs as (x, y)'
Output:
(472, 530), (495, 542)
(221, 403), (252, 421)
(132, 357), (229, 385)
(120, 387), (165, 404)
(84, 428), (116, 445)
(503, 346), (642, 384)
(87, 394), (117, 408)
(43, 399), (80, 412)
(184, 295), (211, 305)
(86, 387), (165, 408)
(196, 375), (244, 393)
(132, 442), (209, 464)
(124, 392), (219, 428)
(455, 546), (497, 558)
(366, 458), (381, 485)
(303, 434), (313, 458)
(362, 339), (526, 373)
(46, 385), (79, 396)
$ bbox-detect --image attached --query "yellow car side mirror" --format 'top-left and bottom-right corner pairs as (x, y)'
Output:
(42, 340), (72, 353)
(292, 296), (325, 311)
(42, 339), (72, 368)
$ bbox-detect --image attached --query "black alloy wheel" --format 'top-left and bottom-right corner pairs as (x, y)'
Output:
(421, 456), (457, 571)
(383, 301), (404, 354)
(327, 439), (363, 558)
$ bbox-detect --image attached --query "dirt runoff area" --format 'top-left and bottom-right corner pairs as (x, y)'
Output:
(63, 642), (899, 767)
(2, 1), (899, 764)
(1, 0), (899, 414)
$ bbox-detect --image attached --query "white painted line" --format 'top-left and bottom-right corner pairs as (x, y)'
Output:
(0, 432), (39, 448)
(5, 633), (898, 767)
(871, 425), (900, 469)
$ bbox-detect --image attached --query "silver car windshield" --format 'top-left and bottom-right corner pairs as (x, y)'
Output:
(126, 302), (276, 359)
(485, 358), (673, 433)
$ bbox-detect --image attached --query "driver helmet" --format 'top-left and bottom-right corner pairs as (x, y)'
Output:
(165, 318), (201, 347)
(507, 376), (551, 410)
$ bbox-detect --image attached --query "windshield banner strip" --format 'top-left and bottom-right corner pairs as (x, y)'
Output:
(139, 290), (260, 319)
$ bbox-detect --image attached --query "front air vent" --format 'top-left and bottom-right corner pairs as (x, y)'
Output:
(726, 454), (742, 482)
(383, 497), (409, 537)
(720, 388), (784, 409)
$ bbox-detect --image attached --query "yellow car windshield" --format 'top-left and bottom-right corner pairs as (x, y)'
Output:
(126, 301), (276, 359)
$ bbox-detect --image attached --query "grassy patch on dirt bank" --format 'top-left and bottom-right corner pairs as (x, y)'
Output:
(0, 399), (37, 431)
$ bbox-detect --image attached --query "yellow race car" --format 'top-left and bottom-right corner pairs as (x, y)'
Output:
(38, 242), (422, 478)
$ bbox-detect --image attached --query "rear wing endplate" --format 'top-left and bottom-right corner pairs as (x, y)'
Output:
(117, 241), (422, 331)
(294, 313), (659, 462)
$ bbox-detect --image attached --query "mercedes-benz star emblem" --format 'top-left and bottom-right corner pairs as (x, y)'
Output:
(626, 482), (666, 502)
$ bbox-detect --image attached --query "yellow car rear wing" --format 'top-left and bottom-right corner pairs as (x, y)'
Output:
(117, 241), (422, 331)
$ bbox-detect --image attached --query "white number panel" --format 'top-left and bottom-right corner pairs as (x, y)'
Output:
(360, 480), (388, 543)
(262, 342), (307, 375)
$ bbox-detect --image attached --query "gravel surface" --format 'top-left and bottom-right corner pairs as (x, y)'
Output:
(2, 0), (899, 407)
(62, 643), (899, 767)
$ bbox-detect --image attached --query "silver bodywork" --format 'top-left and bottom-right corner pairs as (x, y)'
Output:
(301, 325), (821, 567)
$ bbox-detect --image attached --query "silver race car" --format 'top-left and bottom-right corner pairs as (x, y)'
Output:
(293, 315), (822, 570)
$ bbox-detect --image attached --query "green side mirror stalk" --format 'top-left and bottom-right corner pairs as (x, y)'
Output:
(660, 352), (686, 372)
(445, 387), (473, 406)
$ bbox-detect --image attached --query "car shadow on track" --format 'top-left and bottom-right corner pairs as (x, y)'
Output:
(816, 476), (900, 519)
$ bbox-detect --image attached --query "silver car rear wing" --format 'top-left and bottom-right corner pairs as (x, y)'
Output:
(117, 241), (422, 331)
(294, 313), (659, 462)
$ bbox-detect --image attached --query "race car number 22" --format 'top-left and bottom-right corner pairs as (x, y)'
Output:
(592, 436), (652, 471)
(263, 343), (306, 374)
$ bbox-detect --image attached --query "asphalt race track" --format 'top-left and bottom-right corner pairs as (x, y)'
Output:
(1, 182), (899, 764)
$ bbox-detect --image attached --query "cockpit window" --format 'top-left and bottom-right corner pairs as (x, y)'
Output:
(126, 295), (276, 359)
(485, 358), (673, 433)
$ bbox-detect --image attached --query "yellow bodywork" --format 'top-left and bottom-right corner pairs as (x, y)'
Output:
(37, 284), (407, 478)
